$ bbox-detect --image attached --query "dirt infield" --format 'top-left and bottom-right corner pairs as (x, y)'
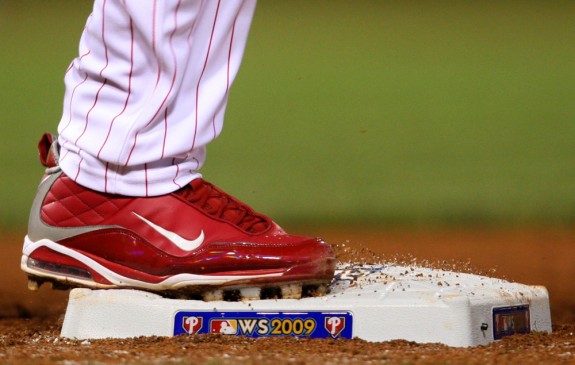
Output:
(1, 226), (574, 364)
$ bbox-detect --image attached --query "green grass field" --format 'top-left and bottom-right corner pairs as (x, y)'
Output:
(1, 1), (574, 229)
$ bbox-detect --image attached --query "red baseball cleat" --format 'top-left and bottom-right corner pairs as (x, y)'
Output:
(22, 133), (336, 301)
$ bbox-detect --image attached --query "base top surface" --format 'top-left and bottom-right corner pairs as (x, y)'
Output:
(60, 263), (552, 346)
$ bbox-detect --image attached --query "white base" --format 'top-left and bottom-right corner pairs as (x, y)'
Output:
(60, 264), (552, 347)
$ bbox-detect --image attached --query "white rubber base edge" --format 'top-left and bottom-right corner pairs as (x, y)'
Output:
(60, 264), (551, 347)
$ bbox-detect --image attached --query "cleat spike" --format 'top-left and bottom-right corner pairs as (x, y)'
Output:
(50, 281), (71, 291)
(27, 278), (41, 291)
(303, 283), (328, 298)
(203, 289), (224, 302)
(314, 284), (328, 297)
(260, 287), (281, 300)
(222, 289), (242, 302)
(280, 284), (302, 299)
(239, 287), (261, 301)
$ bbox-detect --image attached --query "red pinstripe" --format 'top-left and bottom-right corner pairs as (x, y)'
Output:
(161, 108), (168, 159)
(99, 0), (110, 79)
(144, 163), (149, 196)
(74, 157), (84, 181)
(97, 18), (135, 191)
(73, 0), (110, 181)
(211, 12), (238, 141)
(75, 79), (108, 148)
(59, 148), (70, 165)
(193, 157), (199, 168)
(192, 0), (222, 152)
(152, 0), (161, 87)
(66, 50), (91, 74)
(97, 18), (134, 159)
(60, 71), (89, 135)
(125, 0), (183, 168)
(171, 157), (182, 189)
(104, 162), (109, 192)
(227, 20), (236, 98)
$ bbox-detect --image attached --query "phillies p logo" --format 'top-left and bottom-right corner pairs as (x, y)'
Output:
(325, 316), (346, 338)
(182, 316), (203, 335)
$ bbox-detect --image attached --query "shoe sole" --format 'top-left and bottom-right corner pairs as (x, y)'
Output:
(22, 236), (331, 301)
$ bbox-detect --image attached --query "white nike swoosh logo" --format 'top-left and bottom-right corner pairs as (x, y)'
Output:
(132, 212), (205, 252)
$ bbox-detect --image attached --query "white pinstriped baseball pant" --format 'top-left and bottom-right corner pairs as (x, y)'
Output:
(56, 0), (257, 196)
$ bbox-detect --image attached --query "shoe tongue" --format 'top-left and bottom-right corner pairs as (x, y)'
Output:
(38, 133), (59, 168)
(187, 179), (270, 234)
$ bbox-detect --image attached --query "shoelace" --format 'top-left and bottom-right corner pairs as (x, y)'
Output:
(176, 179), (270, 234)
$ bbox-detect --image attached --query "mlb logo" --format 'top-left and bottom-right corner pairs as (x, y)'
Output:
(210, 319), (238, 335)
(325, 316), (346, 338)
(182, 316), (203, 335)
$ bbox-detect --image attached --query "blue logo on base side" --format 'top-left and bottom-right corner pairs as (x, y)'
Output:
(174, 311), (353, 339)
